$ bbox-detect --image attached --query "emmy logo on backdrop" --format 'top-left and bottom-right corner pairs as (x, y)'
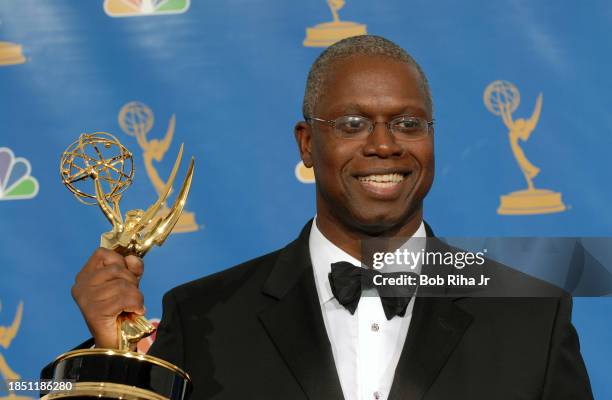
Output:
(0, 42), (25, 66)
(304, 0), (367, 47)
(118, 102), (199, 233)
(484, 80), (566, 215)
(295, 161), (315, 184)
(0, 301), (29, 400)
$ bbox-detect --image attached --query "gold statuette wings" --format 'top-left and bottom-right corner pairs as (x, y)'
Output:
(0, 302), (23, 349)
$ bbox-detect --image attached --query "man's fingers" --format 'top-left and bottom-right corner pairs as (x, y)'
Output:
(85, 279), (139, 303)
(89, 286), (146, 317)
(81, 248), (126, 274)
(125, 255), (144, 278)
(86, 264), (140, 287)
(74, 248), (148, 349)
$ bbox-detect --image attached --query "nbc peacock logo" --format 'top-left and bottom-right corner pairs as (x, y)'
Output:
(104, 0), (190, 17)
(0, 148), (39, 201)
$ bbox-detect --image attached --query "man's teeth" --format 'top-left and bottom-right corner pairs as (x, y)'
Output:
(358, 173), (404, 187)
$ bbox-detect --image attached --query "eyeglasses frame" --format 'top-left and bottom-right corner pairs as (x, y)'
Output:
(304, 114), (434, 140)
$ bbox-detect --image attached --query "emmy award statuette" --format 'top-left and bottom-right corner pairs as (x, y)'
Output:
(303, 0), (367, 47)
(42, 132), (193, 399)
(484, 80), (566, 215)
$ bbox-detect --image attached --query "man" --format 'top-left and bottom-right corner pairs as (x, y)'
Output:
(43, 35), (593, 399)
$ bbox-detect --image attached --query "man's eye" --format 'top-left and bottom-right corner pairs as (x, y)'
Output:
(394, 118), (421, 132)
(337, 117), (367, 133)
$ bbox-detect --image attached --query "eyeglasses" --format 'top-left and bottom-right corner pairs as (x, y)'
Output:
(305, 115), (434, 141)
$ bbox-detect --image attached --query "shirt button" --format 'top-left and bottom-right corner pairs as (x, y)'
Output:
(371, 322), (380, 332)
(373, 391), (381, 399)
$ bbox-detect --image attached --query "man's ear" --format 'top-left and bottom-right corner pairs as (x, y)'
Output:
(294, 121), (313, 168)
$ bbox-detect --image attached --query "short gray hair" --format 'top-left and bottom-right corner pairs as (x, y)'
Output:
(302, 35), (433, 118)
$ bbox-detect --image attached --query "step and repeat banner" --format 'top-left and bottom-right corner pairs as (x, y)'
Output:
(1, 0), (611, 398)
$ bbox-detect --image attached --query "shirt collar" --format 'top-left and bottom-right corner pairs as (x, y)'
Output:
(309, 217), (426, 306)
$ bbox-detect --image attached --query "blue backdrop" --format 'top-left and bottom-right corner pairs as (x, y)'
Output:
(1, 0), (610, 398)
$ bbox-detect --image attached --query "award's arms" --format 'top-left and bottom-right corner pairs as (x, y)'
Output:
(94, 177), (123, 229)
(500, 102), (514, 130)
(160, 114), (176, 155)
(131, 144), (185, 238)
(142, 157), (194, 252)
(0, 302), (22, 348)
(524, 93), (543, 136)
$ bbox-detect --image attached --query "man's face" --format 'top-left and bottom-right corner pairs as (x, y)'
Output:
(296, 54), (435, 234)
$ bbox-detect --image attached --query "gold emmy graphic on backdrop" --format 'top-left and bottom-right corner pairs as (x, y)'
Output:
(0, 301), (29, 400)
(43, 132), (193, 399)
(295, 160), (315, 184)
(303, 0), (367, 47)
(0, 42), (25, 66)
(118, 101), (199, 233)
(484, 80), (566, 215)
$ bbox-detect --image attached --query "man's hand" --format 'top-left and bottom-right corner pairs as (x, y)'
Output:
(71, 248), (145, 349)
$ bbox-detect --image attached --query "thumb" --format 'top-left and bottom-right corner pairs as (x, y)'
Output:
(124, 255), (144, 279)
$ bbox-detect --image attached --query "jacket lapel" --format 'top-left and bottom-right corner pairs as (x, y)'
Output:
(258, 221), (344, 400)
(388, 226), (473, 400)
(257, 220), (472, 400)
(388, 296), (472, 400)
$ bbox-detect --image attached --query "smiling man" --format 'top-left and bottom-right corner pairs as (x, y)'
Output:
(295, 38), (435, 254)
(44, 35), (592, 399)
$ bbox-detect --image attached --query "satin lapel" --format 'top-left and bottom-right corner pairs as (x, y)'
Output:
(388, 296), (472, 400)
(258, 221), (344, 400)
(388, 227), (473, 400)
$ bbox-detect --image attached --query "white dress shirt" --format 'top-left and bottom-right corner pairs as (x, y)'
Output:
(309, 218), (426, 400)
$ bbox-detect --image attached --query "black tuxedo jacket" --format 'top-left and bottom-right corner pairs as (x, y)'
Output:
(43, 221), (593, 399)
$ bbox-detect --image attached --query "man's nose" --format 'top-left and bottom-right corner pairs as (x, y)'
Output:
(362, 122), (403, 158)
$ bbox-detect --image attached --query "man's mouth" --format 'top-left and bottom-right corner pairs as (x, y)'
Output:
(354, 171), (412, 199)
(357, 173), (406, 188)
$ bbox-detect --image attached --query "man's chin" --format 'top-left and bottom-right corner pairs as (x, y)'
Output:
(348, 212), (411, 235)
(344, 198), (423, 236)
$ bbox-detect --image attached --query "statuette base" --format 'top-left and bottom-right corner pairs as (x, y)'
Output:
(42, 349), (191, 400)
(498, 189), (566, 215)
(303, 21), (367, 47)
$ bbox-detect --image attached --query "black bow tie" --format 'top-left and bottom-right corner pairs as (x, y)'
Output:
(328, 261), (418, 320)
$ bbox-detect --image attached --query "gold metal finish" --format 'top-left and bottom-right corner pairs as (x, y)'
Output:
(51, 348), (191, 381)
(303, 0), (367, 47)
(295, 160), (315, 184)
(42, 382), (168, 400)
(0, 41), (26, 66)
(484, 81), (566, 215)
(0, 301), (26, 400)
(60, 132), (195, 350)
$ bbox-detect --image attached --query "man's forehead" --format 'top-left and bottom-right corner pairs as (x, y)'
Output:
(325, 100), (428, 118)
(326, 54), (419, 80)
(317, 55), (428, 115)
